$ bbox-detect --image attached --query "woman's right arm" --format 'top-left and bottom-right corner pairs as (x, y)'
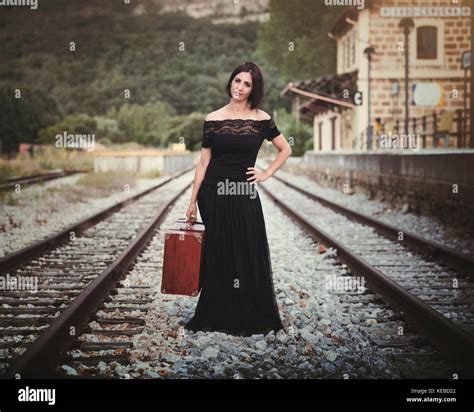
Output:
(186, 147), (211, 222)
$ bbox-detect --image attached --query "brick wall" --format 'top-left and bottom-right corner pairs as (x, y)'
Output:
(368, 0), (471, 124)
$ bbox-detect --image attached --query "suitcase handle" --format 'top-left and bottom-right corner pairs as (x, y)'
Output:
(176, 217), (204, 230)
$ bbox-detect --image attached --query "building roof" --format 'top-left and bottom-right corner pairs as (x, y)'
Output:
(328, 0), (375, 38)
(294, 70), (358, 97)
(281, 70), (358, 118)
(328, 6), (359, 38)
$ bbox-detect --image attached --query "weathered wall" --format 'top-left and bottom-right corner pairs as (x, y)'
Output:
(94, 153), (193, 174)
(298, 150), (474, 230)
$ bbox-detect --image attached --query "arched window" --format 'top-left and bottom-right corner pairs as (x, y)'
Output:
(417, 26), (437, 60)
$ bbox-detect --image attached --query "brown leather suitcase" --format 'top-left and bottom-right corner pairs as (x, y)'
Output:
(161, 217), (205, 296)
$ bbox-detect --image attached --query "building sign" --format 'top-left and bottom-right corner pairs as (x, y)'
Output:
(412, 83), (443, 107)
(353, 91), (363, 106)
(380, 7), (471, 17)
(463, 51), (471, 70)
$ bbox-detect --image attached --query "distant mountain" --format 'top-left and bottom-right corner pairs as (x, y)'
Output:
(156, 0), (271, 24)
(49, 0), (272, 24)
(0, 0), (276, 117)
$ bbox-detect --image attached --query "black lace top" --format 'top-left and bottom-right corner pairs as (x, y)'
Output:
(201, 118), (281, 185)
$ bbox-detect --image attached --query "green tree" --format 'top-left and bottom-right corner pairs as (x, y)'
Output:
(161, 113), (206, 152)
(274, 109), (313, 156)
(107, 102), (175, 145)
(0, 87), (61, 155)
(37, 114), (97, 145)
(257, 0), (340, 81)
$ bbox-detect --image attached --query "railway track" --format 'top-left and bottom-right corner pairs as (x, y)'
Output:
(0, 169), (195, 378)
(0, 167), (194, 274)
(55, 175), (457, 379)
(2, 164), (472, 378)
(54, 173), (466, 379)
(257, 166), (474, 376)
(0, 170), (84, 191)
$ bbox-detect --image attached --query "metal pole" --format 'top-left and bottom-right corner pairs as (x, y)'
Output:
(464, 68), (467, 147)
(404, 30), (409, 136)
(399, 18), (414, 136)
(368, 54), (371, 129)
(364, 47), (375, 150)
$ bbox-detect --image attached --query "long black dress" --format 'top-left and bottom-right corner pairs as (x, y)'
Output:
(185, 118), (284, 337)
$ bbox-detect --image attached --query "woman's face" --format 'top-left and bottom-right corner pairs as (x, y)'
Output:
(231, 71), (252, 102)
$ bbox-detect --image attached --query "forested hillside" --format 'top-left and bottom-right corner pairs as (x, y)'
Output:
(0, 0), (339, 154)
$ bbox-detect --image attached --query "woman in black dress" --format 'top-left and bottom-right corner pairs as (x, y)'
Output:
(184, 61), (292, 337)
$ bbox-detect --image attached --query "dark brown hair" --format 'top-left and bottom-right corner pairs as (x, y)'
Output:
(225, 61), (264, 110)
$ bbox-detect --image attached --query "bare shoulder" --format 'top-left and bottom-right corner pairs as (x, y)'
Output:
(256, 109), (271, 120)
(205, 108), (226, 121)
